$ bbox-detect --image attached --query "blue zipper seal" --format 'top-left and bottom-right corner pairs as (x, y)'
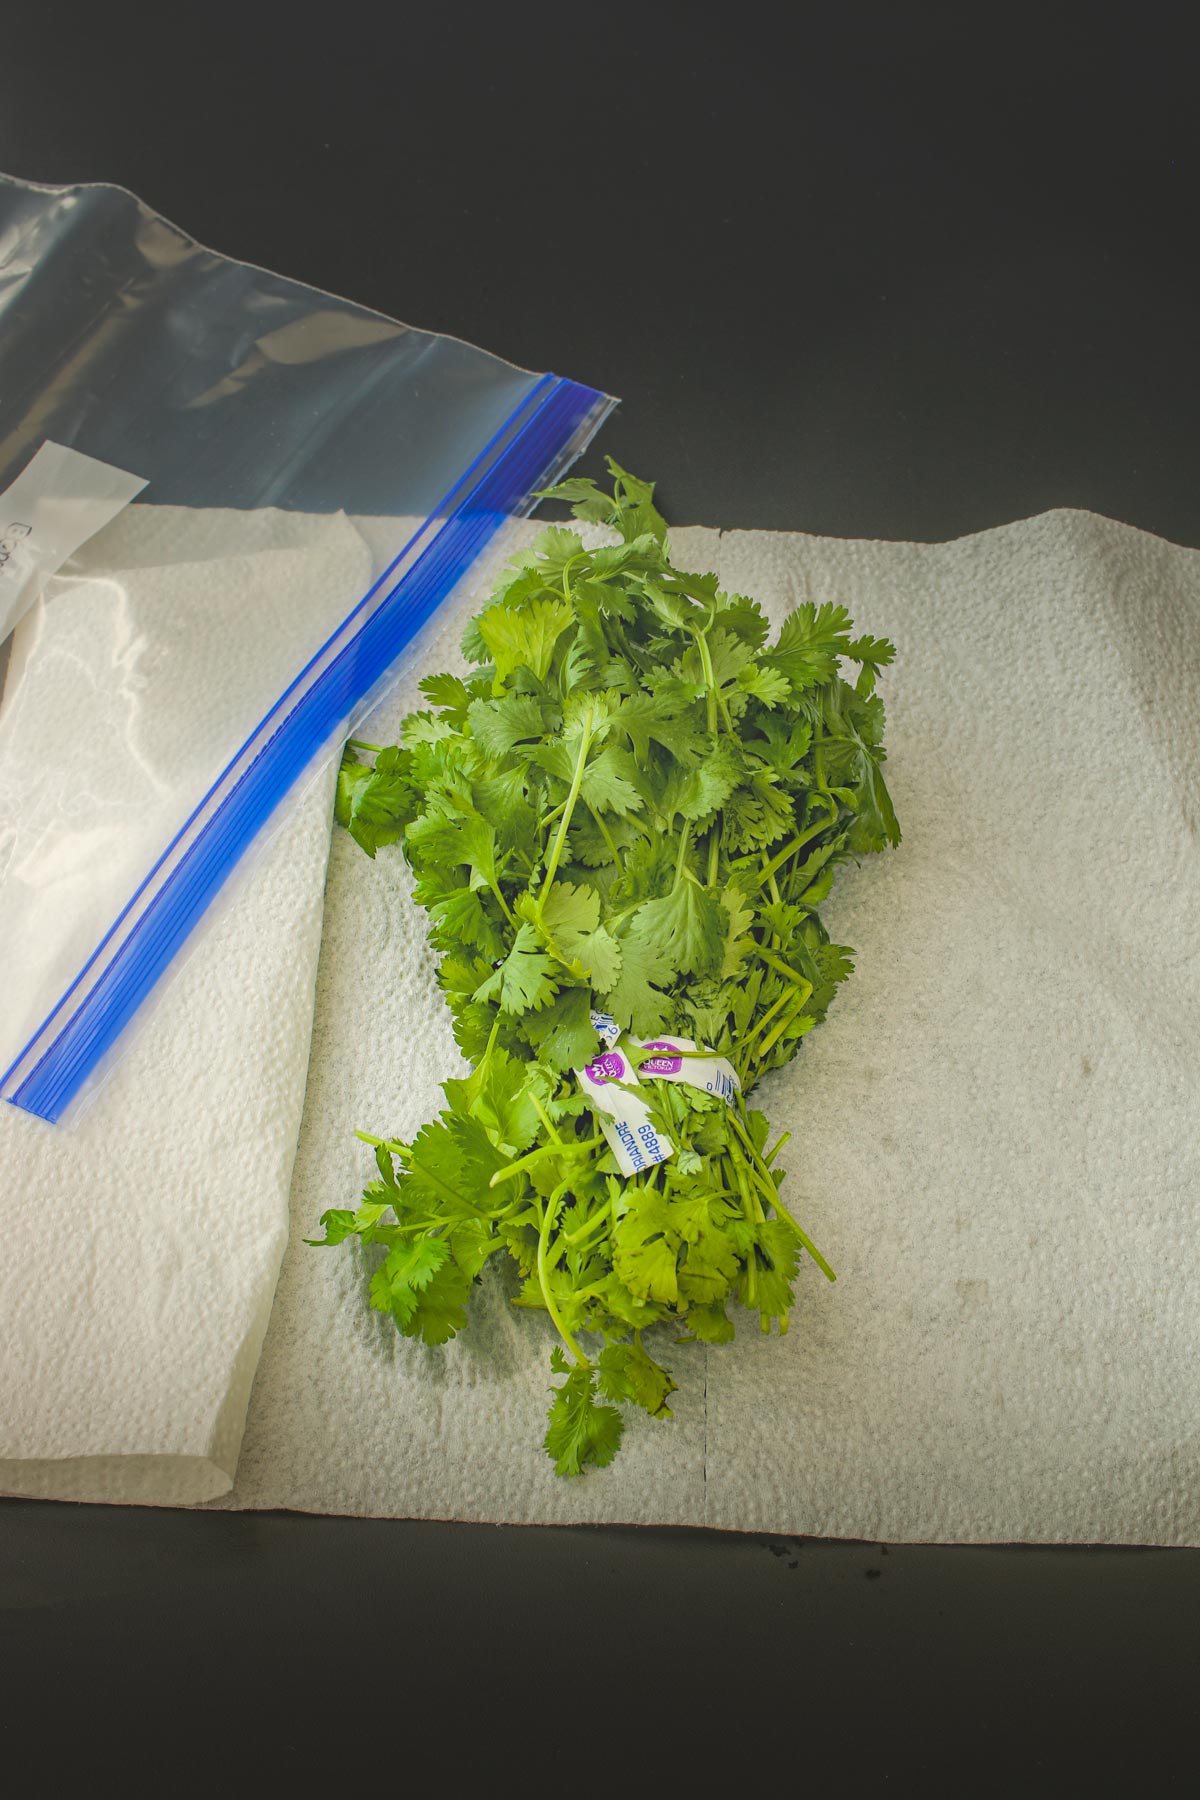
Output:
(3, 373), (614, 1122)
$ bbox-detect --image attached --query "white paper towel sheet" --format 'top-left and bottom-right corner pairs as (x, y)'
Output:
(6, 507), (1197, 1542)
(0, 505), (374, 1504)
(213, 510), (1200, 1544)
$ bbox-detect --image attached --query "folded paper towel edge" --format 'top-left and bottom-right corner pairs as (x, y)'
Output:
(0, 1453), (234, 1507)
(197, 1490), (1200, 1549)
(711, 503), (1200, 556)
(192, 757), (344, 1497)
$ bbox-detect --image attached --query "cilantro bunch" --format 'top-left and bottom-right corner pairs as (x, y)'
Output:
(310, 462), (900, 1476)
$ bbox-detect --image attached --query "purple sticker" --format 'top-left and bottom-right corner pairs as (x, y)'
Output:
(639, 1040), (683, 1076)
(585, 1050), (626, 1084)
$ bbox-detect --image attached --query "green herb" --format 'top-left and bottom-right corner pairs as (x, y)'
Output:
(311, 461), (900, 1474)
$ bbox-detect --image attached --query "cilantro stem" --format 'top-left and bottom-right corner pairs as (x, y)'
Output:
(588, 801), (622, 866)
(736, 986), (793, 1062)
(487, 879), (517, 927)
(707, 827), (720, 887)
(756, 992), (809, 1058)
(756, 948), (811, 992)
(674, 821), (692, 886)
(755, 816), (832, 888)
(693, 622), (736, 736)
(765, 1185), (835, 1282)
(729, 1157), (760, 1304)
(347, 738), (384, 755)
(731, 1150), (763, 1224)
(529, 1088), (563, 1146)
(537, 1185), (588, 1366)
(561, 556), (580, 599)
(694, 628), (719, 737)
(489, 1138), (573, 1187)
(728, 1111), (836, 1282)
(536, 704), (594, 914)
(794, 851), (842, 913)
(563, 1206), (611, 1249)
(764, 1129), (792, 1166)
(605, 900), (642, 931)
(355, 1129), (410, 1158)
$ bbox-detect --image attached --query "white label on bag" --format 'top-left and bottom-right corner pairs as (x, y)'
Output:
(589, 1008), (623, 1049)
(0, 442), (148, 642)
(630, 1035), (742, 1103)
(575, 1039), (674, 1178)
(577, 1013), (740, 1177)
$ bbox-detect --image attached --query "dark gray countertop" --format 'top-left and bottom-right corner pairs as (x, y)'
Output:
(3, 6), (1198, 1785)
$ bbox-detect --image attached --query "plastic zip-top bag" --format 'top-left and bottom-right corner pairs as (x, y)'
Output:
(0, 175), (614, 1123)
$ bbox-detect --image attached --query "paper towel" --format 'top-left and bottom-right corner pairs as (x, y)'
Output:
(0, 505), (374, 1504)
(215, 511), (1200, 1544)
(702, 512), (1200, 1545)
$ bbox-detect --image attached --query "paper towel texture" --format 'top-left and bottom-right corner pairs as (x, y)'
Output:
(0, 505), (373, 1504)
(217, 510), (1200, 1544)
(703, 513), (1200, 1544)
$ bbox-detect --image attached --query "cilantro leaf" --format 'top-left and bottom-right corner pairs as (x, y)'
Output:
(602, 928), (676, 1037)
(403, 1260), (474, 1345)
(429, 886), (506, 960)
(369, 1237), (450, 1327)
(346, 755), (415, 858)
(613, 1195), (680, 1305)
(335, 750), (372, 829)
(597, 1340), (677, 1419)
(611, 692), (704, 766)
(520, 987), (598, 1071)
(467, 693), (548, 757)
(544, 1361), (625, 1476)
(656, 749), (742, 825)
(521, 881), (622, 991)
(443, 1046), (546, 1155)
(474, 923), (558, 1014)
(764, 601), (855, 692)
(632, 881), (727, 980)
(738, 663), (792, 708)
(848, 633), (897, 669)
(679, 1303), (736, 1345)
(419, 670), (475, 722)
(477, 595), (574, 686)
(579, 746), (644, 817)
